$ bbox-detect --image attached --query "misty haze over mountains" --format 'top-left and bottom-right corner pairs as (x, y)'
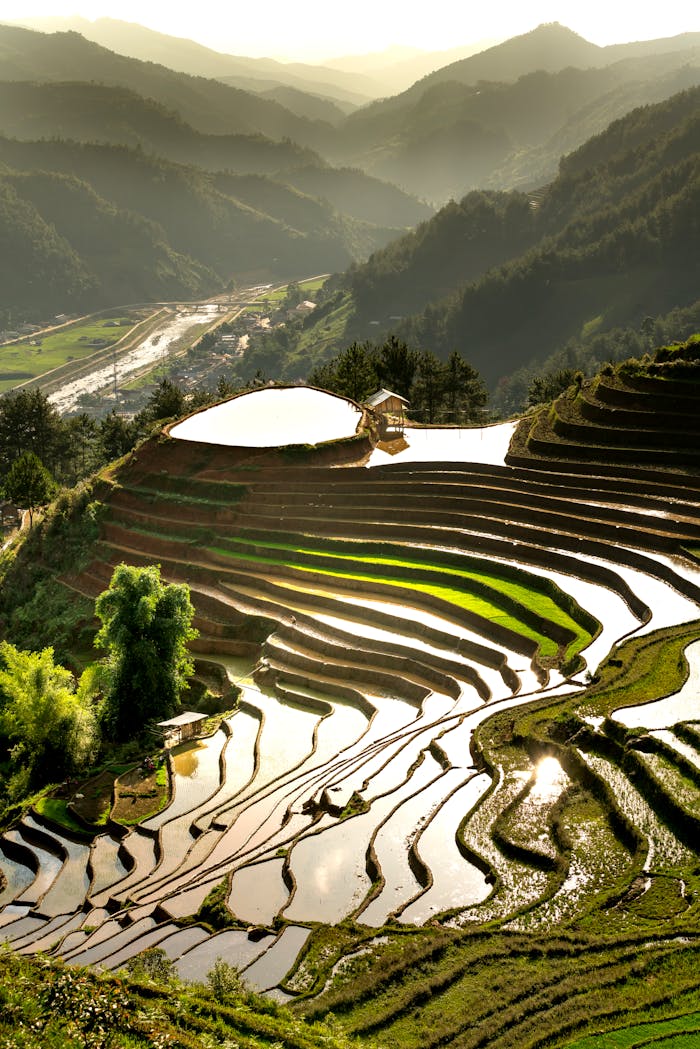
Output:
(0, 16), (698, 395)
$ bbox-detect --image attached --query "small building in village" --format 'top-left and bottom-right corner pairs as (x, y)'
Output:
(157, 711), (208, 746)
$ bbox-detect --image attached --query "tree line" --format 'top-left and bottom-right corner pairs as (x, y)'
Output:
(308, 336), (488, 424)
(0, 379), (234, 520)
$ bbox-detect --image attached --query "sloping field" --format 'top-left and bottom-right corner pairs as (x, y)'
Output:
(2, 371), (700, 1043)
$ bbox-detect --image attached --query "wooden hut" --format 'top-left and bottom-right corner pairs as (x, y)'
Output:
(365, 388), (409, 435)
(156, 711), (208, 746)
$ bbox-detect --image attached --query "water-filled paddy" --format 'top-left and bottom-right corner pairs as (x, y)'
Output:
(242, 925), (311, 990)
(171, 386), (362, 447)
(399, 772), (492, 924)
(229, 858), (289, 924)
(284, 749), (441, 924)
(174, 928), (275, 982)
(366, 422), (517, 467)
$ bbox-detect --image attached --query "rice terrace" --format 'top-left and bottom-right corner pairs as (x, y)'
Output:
(3, 340), (700, 1048)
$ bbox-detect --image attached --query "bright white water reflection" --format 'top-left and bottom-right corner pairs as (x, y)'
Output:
(171, 386), (362, 447)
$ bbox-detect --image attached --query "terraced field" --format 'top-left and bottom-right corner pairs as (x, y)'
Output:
(2, 352), (700, 1046)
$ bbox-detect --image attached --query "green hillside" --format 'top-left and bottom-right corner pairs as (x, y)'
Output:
(0, 176), (98, 317)
(335, 27), (700, 199)
(0, 136), (412, 321)
(274, 87), (700, 390)
(0, 81), (431, 229)
(4, 170), (215, 309)
(0, 79), (319, 172)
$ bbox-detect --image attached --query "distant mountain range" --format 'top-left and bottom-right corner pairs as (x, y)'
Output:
(1, 21), (698, 205)
(1, 18), (698, 333)
(270, 87), (700, 390)
(10, 17), (502, 99)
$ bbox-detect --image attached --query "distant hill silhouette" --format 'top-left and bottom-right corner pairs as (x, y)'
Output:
(0, 23), (337, 152)
(10, 16), (382, 103)
(0, 135), (420, 321)
(279, 88), (700, 389)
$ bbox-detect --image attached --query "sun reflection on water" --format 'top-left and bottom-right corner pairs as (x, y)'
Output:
(530, 756), (567, 801)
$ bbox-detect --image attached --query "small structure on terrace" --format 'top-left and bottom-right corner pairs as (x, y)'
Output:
(157, 711), (208, 746)
(365, 388), (409, 436)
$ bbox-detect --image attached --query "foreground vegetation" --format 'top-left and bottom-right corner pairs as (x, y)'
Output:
(0, 948), (361, 1049)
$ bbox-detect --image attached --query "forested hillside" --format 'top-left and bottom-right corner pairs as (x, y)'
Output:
(0, 23), (337, 152)
(2, 22), (698, 206)
(333, 25), (700, 198)
(0, 136), (416, 321)
(0, 81), (431, 227)
(273, 87), (699, 396)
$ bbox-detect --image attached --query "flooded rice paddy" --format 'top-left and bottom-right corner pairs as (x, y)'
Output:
(171, 386), (363, 448)
(3, 421), (700, 997)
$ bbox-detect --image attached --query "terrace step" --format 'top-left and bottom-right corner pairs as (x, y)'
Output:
(266, 625), (459, 700)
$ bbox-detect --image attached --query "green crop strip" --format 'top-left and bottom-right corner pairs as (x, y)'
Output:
(565, 1010), (700, 1048)
(208, 544), (568, 658)
(209, 536), (594, 661)
(584, 623), (700, 717)
(228, 537), (591, 641)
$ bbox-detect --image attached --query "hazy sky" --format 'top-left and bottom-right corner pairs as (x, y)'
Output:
(2, 0), (698, 61)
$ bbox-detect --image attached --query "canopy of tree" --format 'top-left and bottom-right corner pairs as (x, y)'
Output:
(95, 563), (198, 740)
(0, 641), (99, 800)
(309, 337), (487, 423)
(2, 450), (56, 526)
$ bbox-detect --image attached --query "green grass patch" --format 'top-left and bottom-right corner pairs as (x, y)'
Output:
(0, 314), (141, 392)
(287, 294), (355, 370)
(565, 1010), (700, 1049)
(584, 622), (700, 717)
(34, 797), (91, 838)
(209, 542), (564, 658)
(0, 946), (360, 1049)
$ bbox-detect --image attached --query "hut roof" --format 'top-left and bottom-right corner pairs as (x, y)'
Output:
(156, 712), (208, 729)
(365, 388), (410, 409)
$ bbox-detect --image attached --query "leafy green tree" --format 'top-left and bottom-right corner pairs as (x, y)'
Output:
(412, 351), (445, 422)
(376, 335), (418, 398)
(0, 642), (100, 798)
(444, 350), (488, 422)
(99, 410), (137, 461)
(282, 280), (303, 309)
(2, 450), (56, 526)
(206, 958), (245, 1003)
(65, 413), (99, 483)
(95, 564), (198, 740)
(332, 341), (378, 402)
(140, 378), (186, 423)
(307, 359), (339, 392)
(527, 368), (579, 407)
(215, 375), (238, 400)
(0, 389), (63, 476)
